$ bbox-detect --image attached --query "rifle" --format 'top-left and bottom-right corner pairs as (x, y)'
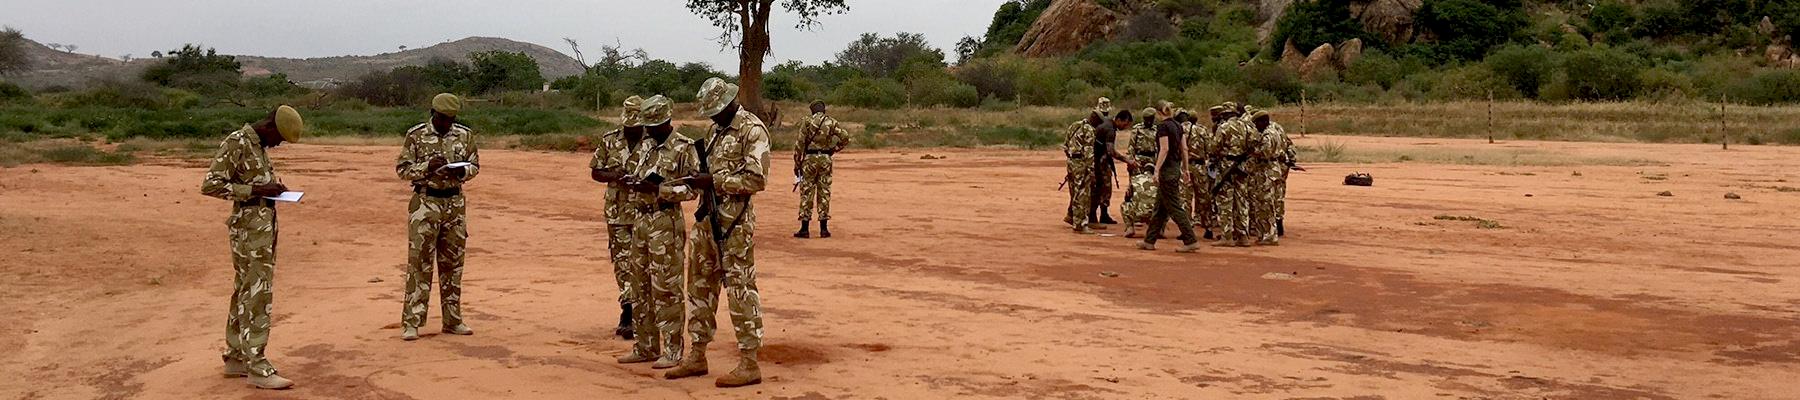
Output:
(1210, 155), (1249, 194)
(695, 131), (728, 271)
(1057, 175), (1069, 191)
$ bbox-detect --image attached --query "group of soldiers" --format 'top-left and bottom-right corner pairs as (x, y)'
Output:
(1063, 97), (1297, 252)
(201, 77), (776, 390)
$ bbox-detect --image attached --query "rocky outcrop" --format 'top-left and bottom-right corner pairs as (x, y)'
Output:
(1350, 0), (1422, 44)
(1300, 43), (1337, 80)
(1337, 38), (1364, 68)
(1013, 0), (1123, 58)
(1760, 16), (1777, 36)
(1279, 39), (1306, 71)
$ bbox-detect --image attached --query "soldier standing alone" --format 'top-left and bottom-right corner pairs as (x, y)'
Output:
(201, 105), (304, 390)
(665, 78), (770, 388)
(794, 100), (848, 238)
(395, 93), (479, 341)
(591, 96), (647, 340)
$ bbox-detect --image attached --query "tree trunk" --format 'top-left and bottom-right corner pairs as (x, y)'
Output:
(736, 0), (775, 121)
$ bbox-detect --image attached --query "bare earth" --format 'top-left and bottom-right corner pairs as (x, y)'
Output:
(2, 135), (1797, 399)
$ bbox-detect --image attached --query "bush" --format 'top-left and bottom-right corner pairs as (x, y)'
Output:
(1241, 63), (1302, 103)
(1269, 0), (1373, 56)
(1430, 65), (1519, 100)
(1562, 47), (1645, 100)
(1727, 69), (1800, 105)
(1015, 62), (1071, 106)
(1413, 0), (1530, 63)
(955, 56), (1025, 101)
(1345, 50), (1403, 89)
(972, 126), (1060, 149)
(0, 81), (28, 103)
(337, 68), (434, 107)
(829, 77), (906, 109)
(1586, 0), (1637, 44)
(1484, 45), (1556, 98)
(59, 80), (180, 109)
(468, 51), (546, 94)
(1637, 67), (1695, 101)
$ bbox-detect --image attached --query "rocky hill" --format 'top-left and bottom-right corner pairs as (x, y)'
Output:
(1011, 0), (1419, 58)
(7, 36), (584, 90)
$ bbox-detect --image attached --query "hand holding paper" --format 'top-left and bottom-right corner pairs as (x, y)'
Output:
(264, 191), (304, 203)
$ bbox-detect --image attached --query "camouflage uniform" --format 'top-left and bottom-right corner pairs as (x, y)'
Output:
(796, 113), (848, 222)
(1187, 119), (1222, 234)
(591, 118), (644, 334)
(1121, 123), (1159, 226)
(1215, 117), (1256, 243)
(687, 109), (771, 353)
(201, 125), (283, 378)
(629, 127), (701, 360)
(1062, 121), (1097, 232)
(1252, 121), (1294, 242)
(395, 122), (480, 331)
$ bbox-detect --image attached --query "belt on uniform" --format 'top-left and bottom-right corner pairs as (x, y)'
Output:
(804, 150), (835, 155)
(639, 203), (678, 213)
(1066, 154), (1090, 159)
(415, 185), (462, 198)
(1135, 151), (1158, 158)
(1188, 159), (1208, 165)
(237, 198), (275, 207)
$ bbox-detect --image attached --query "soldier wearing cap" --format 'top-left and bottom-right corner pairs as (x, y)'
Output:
(395, 93), (480, 341)
(1247, 110), (1295, 245)
(201, 104), (304, 390)
(616, 95), (701, 368)
(591, 96), (648, 340)
(1086, 97), (1132, 227)
(1060, 99), (1107, 234)
(793, 100), (848, 239)
(1188, 106), (1227, 240)
(664, 77), (769, 387)
(1213, 102), (1257, 246)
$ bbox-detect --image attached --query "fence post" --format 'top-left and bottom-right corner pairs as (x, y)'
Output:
(1720, 95), (1728, 150)
(1300, 88), (1308, 138)
(1487, 90), (1495, 144)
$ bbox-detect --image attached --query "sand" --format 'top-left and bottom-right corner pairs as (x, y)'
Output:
(2, 135), (1797, 399)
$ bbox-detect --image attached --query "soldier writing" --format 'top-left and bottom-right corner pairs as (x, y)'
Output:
(201, 105), (303, 390)
(395, 93), (479, 341)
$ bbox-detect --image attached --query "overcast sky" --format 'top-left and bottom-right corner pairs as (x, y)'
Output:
(2, 0), (1009, 68)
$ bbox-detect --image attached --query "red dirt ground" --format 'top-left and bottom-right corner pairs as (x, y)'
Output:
(2, 135), (1796, 399)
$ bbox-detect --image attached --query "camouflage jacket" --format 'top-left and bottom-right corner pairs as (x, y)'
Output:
(1252, 122), (1295, 172)
(1217, 119), (1256, 160)
(591, 129), (644, 225)
(396, 123), (480, 191)
(1189, 121), (1222, 164)
(1062, 121), (1097, 160)
(798, 113), (849, 153)
(628, 133), (702, 209)
(704, 110), (772, 197)
(1126, 123), (1159, 174)
(200, 126), (280, 221)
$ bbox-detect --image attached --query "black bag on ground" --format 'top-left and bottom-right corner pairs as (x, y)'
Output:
(1344, 173), (1374, 186)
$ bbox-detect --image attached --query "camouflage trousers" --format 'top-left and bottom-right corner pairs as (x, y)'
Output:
(797, 154), (834, 221)
(687, 199), (764, 351)
(634, 208), (688, 358)
(1121, 170), (1158, 226)
(1144, 169), (1197, 245)
(1187, 162), (1218, 233)
(1064, 158), (1095, 231)
(607, 224), (636, 311)
(223, 204), (279, 378)
(1252, 168), (1289, 241)
(402, 194), (467, 330)
(1216, 172), (1252, 241)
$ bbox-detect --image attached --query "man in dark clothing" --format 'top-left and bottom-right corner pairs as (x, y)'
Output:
(1089, 100), (1131, 226)
(1136, 102), (1202, 253)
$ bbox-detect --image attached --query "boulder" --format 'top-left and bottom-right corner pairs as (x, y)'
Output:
(1300, 43), (1337, 81)
(1760, 16), (1777, 36)
(1013, 0), (1122, 58)
(1351, 0), (1423, 44)
(1280, 39), (1306, 71)
(1256, 0), (1300, 44)
(1337, 38), (1364, 68)
(1769, 43), (1794, 67)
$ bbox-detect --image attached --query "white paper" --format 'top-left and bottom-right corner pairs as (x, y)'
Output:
(264, 191), (304, 203)
(442, 161), (473, 170)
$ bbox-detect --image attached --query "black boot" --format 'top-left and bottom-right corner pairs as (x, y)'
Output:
(819, 220), (832, 238)
(614, 302), (634, 340)
(794, 220), (811, 238)
(1204, 229), (1215, 240)
(1277, 218), (1285, 237)
(1098, 207), (1118, 225)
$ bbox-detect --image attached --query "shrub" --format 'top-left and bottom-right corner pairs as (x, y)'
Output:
(829, 77), (906, 109)
(1413, 0), (1530, 63)
(1429, 65), (1518, 100)
(1484, 44), (1556, 98)
(0, 81), (28, 103)
(60, 80), (178, 109)
(1585, 0), (1637, 44)
(468, 51), (546, 94)
(1241, 63), (1302, 103)
(1637, 67), (1695, 101)
(1727, 69), (1800, 105)
(955, 56), (1025, 101)
(1345, 50), (1403, 89)
(1269, 0), (1373, 56)
(337, 68), (434, 107)
(972, 126), (1060, 149)
(1015, 63), (1070, 106)
(1562, 47), (1645, 100)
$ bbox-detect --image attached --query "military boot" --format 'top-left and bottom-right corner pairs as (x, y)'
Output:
(614, 302), (634, 340)
(818, 220), (832, 238)
(1098, 209), (1118, 225)
(651, 352), (681, 369)
(1122, 224), (1139, 238)
(1175, 242), (1203, 253)
(443, 324), (473, 335)
(222, 359), (249, 377)
(1276, 218), (1285, 237)
(663, 346), (710, 379)
(247, 373), (294, 390)
(1203, 229), (1215, 240)
(401, 326), (419, 341)
(714, 349), (762, 388)
(617, 349), (656, 364)
(793, 220), (810, 238)
(1235, 237), (1254, 247)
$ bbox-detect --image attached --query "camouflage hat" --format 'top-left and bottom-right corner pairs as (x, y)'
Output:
(695, 77), (739, 118)
(274, 105), (304, 142)
(1242, 104), (1261, 117)
(1093, 97), (1113, 116)
(1141, 107), (1158, 118)
(1219, 102), (1241, 115)
(431, 93), (463, 117)
(1249, 109), (1271, 122)
(640, 95), (673, 126)
(620, 95), (645, 127)
(1207, 105), (1227, 115)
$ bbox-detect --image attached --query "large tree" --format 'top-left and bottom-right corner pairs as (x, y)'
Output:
(0, 26), (28, 76)
(686, 0), (846, 118)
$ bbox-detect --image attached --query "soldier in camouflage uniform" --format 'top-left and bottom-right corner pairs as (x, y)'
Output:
(665, 78), (770, 388)
(1248, 110), (1295, 245)
(396, 94), (480, 341)
(202, 105), (303, 390)
(1212, 103), (1256, 247)
(1121, 109), (1159, 238)
(1188, 107), (1225, 240)
(794, 100), (848, 238)
(1061, 107), (1103, 234)
(617, 95), (701, 368)
(590, 96), (647, 340)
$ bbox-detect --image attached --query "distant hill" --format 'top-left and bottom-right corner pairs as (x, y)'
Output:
(7, 36), (585, 90)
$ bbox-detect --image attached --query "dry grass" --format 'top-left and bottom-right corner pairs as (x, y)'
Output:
(1277, 101), (1800, 145)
